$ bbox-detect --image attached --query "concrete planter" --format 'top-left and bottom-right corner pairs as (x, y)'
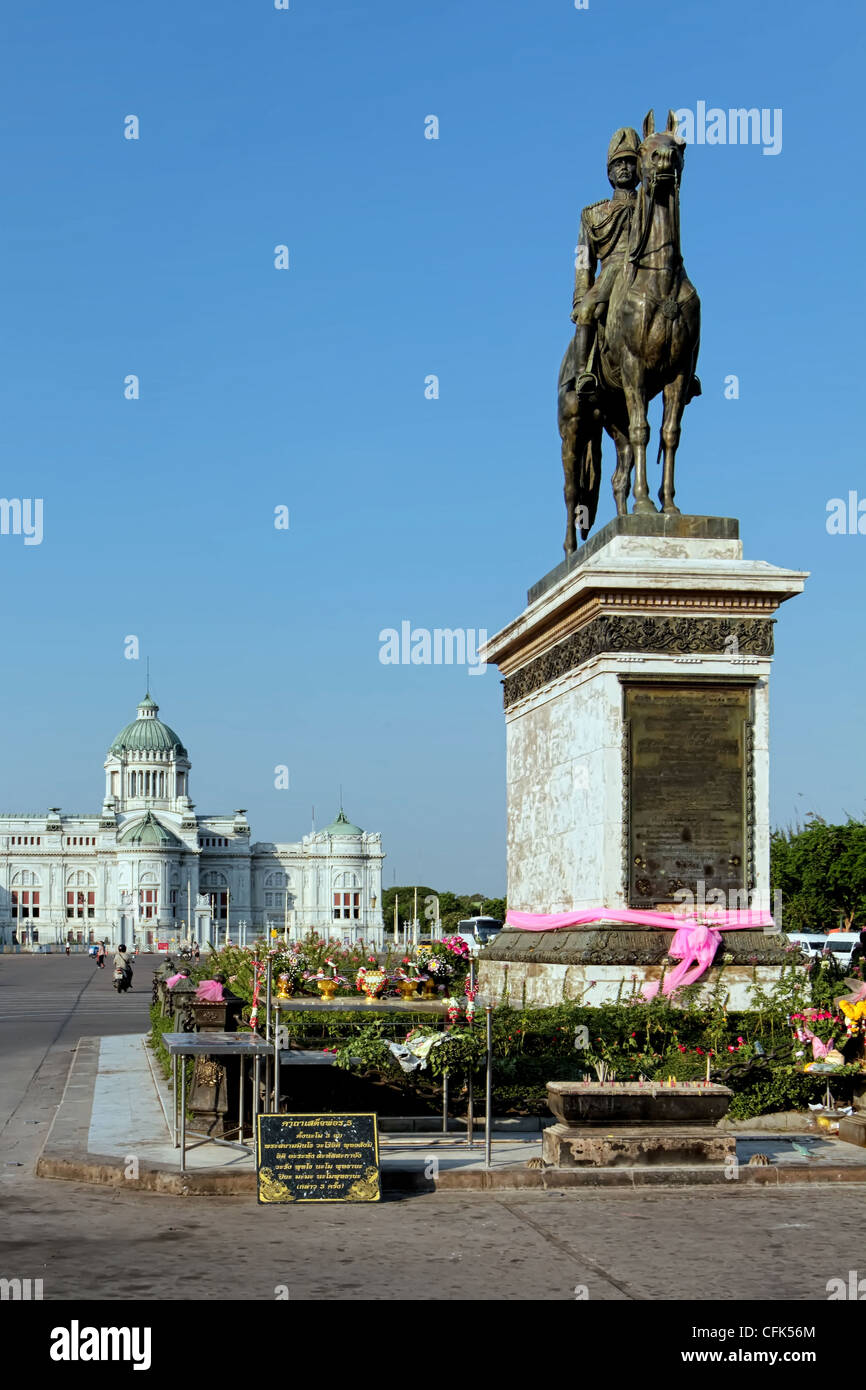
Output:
(546, 1080), (732, 1127)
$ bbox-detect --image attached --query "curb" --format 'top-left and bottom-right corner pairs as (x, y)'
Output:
(35, 1149), (866, 1196)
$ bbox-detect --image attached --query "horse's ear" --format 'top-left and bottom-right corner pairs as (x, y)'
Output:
(666, 109), (678, 134)
(642, 109), (655, 139)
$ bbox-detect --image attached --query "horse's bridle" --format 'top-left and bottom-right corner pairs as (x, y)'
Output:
(628, 167), (683, 272)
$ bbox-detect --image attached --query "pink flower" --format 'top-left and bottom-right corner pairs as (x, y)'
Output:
(727, 1045), (735, 1052)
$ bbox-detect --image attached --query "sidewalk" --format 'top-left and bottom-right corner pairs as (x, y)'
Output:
(35, 1034), (866, 1196)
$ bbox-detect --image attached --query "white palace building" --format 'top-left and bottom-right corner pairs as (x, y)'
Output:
(0, 693), (385, 950)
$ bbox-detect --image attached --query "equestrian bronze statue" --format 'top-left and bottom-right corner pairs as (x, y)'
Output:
(558, 109), (701, 553)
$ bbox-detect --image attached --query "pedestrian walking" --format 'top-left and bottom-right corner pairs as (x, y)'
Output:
(64, 942), (70, 956)
(96, 942), (106, 969)
(193, 942), (200, 964)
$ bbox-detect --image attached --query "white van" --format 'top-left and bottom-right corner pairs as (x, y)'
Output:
(454, 917), (504, 955)
(786, 932), (861, 967)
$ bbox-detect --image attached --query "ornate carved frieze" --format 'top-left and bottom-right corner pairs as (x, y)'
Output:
(502, 615), (774, 708)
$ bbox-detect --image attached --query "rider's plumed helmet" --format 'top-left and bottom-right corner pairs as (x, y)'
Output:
(606, 127), (641, 171)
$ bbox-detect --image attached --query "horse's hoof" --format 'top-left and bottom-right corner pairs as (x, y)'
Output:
(661, 504), (681, 516)
(632, 498), (658, 516)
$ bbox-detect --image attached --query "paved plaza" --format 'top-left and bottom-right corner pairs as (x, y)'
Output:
(0, 955), (863, 1302)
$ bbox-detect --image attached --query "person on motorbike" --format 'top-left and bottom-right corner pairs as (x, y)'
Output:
(113, 943), (133, 989)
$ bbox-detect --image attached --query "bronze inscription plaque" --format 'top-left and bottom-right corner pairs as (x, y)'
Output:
(625, 683), (750, 909)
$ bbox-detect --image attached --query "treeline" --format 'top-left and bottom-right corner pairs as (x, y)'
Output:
(381, 886), (506, 937)
(770, 815), (866, 933)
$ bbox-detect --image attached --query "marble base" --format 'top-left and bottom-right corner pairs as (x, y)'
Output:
(478, 923), (791, 1009)
(481, 518), (807, 917)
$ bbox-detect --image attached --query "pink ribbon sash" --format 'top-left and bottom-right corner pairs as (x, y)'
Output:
(195, 979), (225, 1003)
(505, 907), (774, 997)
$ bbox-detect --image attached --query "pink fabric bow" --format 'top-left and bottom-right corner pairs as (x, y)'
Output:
(802, 1027), (835, 1060)
(195, 979), (225, 1002)
(642, 922), (722, 999)
(166, 972), (187, 989)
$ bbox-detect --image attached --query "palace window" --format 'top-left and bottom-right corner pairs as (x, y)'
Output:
(139, 889), (158, 919)
(333, 892), (360, 921)
(12, 890), (40, 919)
(265, 891), (292, 908)
(66, 891), (95, 919)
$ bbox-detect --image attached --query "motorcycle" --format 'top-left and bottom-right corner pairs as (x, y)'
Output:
(113, 965), (133, 994)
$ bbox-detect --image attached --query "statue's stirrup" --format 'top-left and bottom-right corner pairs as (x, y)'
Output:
(576, 372), (598, 395)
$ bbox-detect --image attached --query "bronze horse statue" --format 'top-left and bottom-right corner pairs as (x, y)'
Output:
(558, 110), (701, 552)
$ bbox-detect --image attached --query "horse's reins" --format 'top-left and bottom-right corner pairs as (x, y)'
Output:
(627, 167), (695, 312)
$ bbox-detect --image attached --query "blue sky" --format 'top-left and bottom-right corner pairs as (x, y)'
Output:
(0, 0), (863, 893)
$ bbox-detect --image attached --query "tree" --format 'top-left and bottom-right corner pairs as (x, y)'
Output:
(770, 815), (866, 932)
(381, 886), (436, 938)
(380, 886), (507, 937)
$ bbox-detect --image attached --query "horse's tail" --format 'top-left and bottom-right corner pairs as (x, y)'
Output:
(576, 424), (603, 539)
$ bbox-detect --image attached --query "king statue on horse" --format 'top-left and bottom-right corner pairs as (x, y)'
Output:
(558, 110), (702, 554)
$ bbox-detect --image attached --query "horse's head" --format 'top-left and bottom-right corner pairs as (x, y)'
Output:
(638, 109), (686, 190)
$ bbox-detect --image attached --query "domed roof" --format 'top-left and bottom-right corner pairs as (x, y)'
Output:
(118, 810), (184, 848)
(320, 808), (363, 838)
(108, 694), (187, 757)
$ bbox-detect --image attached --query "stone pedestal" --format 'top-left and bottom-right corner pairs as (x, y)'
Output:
(542, 1123), (735, 1167)
(542, 1081), (735, 1167)
(479, 516), (807, 1007)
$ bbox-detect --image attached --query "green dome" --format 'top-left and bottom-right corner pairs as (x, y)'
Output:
(118, 810), (184, 848)
(321, 808), (363, 837)
(108, 694), (187, 757)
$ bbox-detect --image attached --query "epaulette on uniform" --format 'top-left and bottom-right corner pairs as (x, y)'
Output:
(583, 198), (610, 213)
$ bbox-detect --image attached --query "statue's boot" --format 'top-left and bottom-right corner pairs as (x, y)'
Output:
(572, 324), (599, 401)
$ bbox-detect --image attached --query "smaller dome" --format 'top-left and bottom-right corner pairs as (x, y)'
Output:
(118, 811), (184, 848)
(108, 693), (187, 757)
(321, 808), (363, 838)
